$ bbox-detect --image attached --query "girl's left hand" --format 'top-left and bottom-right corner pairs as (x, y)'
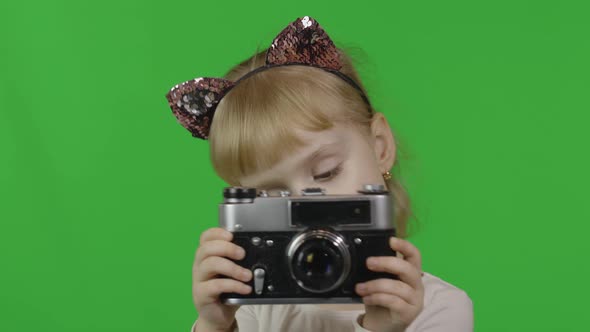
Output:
(355, 237), (425, 332)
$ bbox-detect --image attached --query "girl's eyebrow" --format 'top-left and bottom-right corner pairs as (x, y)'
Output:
(305, 142), (342, 165)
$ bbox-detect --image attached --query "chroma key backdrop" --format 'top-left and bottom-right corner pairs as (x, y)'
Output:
(1, 1), (589, 331)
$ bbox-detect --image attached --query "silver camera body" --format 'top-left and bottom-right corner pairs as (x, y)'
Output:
(219, 184), (397, 305)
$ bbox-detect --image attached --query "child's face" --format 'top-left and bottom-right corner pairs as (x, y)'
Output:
(239, 121), (390, 196)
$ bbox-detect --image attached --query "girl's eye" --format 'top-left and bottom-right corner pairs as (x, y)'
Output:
(313, 165), (343, 182)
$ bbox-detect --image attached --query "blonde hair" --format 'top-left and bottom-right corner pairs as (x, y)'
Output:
(208, 48), (415, 239)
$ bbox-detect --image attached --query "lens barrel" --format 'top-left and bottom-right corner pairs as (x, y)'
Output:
(286, 229), (351, 293)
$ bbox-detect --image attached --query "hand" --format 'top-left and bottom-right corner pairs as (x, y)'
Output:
(192, 227), (253, 331)
(355, 237), (425, 332)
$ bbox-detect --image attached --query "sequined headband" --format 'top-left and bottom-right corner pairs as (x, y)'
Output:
(165, 16), (373, 140)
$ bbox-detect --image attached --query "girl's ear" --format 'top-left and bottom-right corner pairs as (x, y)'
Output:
(370, 112), (396, 173)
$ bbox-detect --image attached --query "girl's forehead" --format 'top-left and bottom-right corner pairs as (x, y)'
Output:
(287, 125), (356, 158)
(293, 121), (356, 144)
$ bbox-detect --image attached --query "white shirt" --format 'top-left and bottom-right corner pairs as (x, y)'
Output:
(191, 271), (473, 331)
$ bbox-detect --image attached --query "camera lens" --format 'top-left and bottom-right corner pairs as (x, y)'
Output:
(286, 230), (351, 293)
(293, 239), (343, 290)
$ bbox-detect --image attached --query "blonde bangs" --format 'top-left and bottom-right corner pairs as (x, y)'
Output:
(208, 65), (371, 185)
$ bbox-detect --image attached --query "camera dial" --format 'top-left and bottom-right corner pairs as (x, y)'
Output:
(223, 187), (256, 203)
(357, 184), (389, 194)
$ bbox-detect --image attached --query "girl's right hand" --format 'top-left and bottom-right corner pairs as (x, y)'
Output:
(192, 227), (253, 331)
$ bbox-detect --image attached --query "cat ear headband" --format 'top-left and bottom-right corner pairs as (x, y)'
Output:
(165, 16), (373, 140)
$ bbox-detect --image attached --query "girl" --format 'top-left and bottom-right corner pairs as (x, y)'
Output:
(166, 16), (473, 332)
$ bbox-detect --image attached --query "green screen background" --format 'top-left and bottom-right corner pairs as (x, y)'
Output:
(1, 1), (588, 331)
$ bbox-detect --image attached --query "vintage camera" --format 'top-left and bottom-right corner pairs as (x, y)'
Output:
(219, 184), (398, 305)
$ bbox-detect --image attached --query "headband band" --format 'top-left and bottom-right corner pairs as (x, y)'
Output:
(227, 63), (373, 110)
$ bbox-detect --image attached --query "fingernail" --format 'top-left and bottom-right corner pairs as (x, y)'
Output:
(242, 269), (252, 280)
(356, 283), (366, 292)
(236, 247), (245, 258)
(367, 257), (376, 267)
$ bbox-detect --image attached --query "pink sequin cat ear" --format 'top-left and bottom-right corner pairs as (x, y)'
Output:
(165, 77), (235, 139)
(266, 16), (342, 70)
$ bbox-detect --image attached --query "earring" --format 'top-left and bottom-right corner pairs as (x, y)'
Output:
(382, 170), (392, 181)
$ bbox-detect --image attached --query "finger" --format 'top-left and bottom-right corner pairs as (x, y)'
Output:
(362, 293), (413, 314)
(390, 237), (422, 271)
(195, 256), (253, 283)
(366, 256), (423, 291)
(355, 278), (417, 305)
(195, 278), (252, 304)
(194, 240), (246, 266)
(199, 227), (233, 244)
